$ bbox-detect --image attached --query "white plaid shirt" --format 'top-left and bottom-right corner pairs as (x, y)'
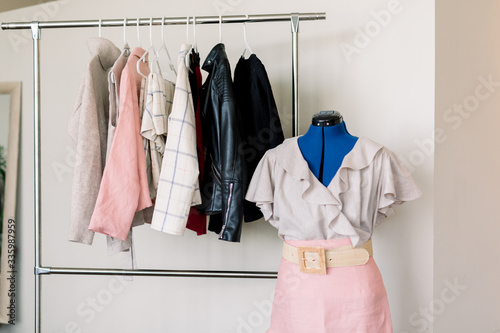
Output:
(151, 44), (201, 235)
(141, 72), (175, 198)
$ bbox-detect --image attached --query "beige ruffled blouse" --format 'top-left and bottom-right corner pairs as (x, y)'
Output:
(245, 136), (422, 247)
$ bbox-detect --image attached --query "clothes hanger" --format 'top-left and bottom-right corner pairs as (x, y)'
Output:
(98, 18), (102, 37)
(184, 16), (193, 71)
(123, 18), (127, 46)
(122, 18), (131, 56)
(110, 18), (130, 84)
(192, 16), (198, 53)
(137, 17), (159, 79)
(241, 14), (253, 58)
(136, 17), (142, 49)
(219, 15), (223, 43)
(186, 15), (190, 45)
(147, 17), (163, 76)
(152, 17), (176, 76)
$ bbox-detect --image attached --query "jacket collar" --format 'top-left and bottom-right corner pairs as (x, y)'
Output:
(202, 43), (227, 72)
(86, 37), (120, 70)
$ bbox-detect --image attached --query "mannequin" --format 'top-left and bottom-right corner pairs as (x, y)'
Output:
(246, 110), (421, 333)
(297, 111), (358, 186)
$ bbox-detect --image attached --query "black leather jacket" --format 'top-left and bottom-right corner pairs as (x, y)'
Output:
(199, 43), (247, 242)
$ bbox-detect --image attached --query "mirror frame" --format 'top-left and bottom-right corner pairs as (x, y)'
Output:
(0, 82), (21, 325)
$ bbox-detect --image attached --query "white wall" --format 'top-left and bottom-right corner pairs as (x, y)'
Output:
(0, 0), (434, 332)
(435, 1), (500, 332)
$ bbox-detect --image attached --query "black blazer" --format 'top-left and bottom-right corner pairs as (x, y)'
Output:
(234, 54), (285, 222)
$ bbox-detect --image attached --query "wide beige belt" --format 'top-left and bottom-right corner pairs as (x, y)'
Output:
(282, 239), (373, 275)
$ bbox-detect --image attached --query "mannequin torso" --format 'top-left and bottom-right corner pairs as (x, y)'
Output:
(297, 117), (358, 186)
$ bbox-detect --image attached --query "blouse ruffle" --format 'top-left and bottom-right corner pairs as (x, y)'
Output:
(245, 136), (421, 247)
(375, 147), (422, 227)
(244, 150), (276, 226)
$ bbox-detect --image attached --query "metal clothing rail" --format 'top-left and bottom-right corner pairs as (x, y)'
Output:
(38, 267), (278, 278)
(1, 12), (326, 333)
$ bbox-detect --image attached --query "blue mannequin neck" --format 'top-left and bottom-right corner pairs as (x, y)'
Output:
(297, 121), (358, 186)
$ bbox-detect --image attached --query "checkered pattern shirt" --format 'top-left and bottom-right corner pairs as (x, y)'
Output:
(151, 44), (201, 235)
(141, 72), (175, 198)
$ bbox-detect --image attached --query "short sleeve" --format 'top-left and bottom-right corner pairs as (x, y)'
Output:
(245, 151), (276, 222)
(376, 148), (422, 225)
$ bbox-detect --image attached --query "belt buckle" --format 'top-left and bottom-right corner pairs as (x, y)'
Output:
(297, 246), (327, 275)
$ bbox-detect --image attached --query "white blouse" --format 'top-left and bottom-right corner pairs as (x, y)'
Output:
(245, 136), (422, 247)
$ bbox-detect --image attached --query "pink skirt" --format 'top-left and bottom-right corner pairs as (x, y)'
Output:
(267, 238), (392, 333)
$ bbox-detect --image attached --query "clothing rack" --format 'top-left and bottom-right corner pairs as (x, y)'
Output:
(1, 12), (326, 332)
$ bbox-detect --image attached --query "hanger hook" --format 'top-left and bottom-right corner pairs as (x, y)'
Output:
(136, 17), (141, 48)
(242, 14), (253, 57)
(243, 15), (248, 44)
(186, 16), (189, 43)
(219, 15), (222, 43)
(161, 17), (165, 43)
(193, 16), (197, 48)
(123, 18), (127, 44)
(98, 18), (102, 37)
(149, 17), (153, 48)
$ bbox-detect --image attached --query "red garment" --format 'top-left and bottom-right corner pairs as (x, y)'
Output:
(186, 51), (207, 235)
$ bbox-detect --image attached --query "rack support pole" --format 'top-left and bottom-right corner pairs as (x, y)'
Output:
(31, 21), (41, 333)
(291, 14), (299, 136)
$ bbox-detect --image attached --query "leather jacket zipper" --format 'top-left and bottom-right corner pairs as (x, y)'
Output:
(219, 182), (234, 239)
